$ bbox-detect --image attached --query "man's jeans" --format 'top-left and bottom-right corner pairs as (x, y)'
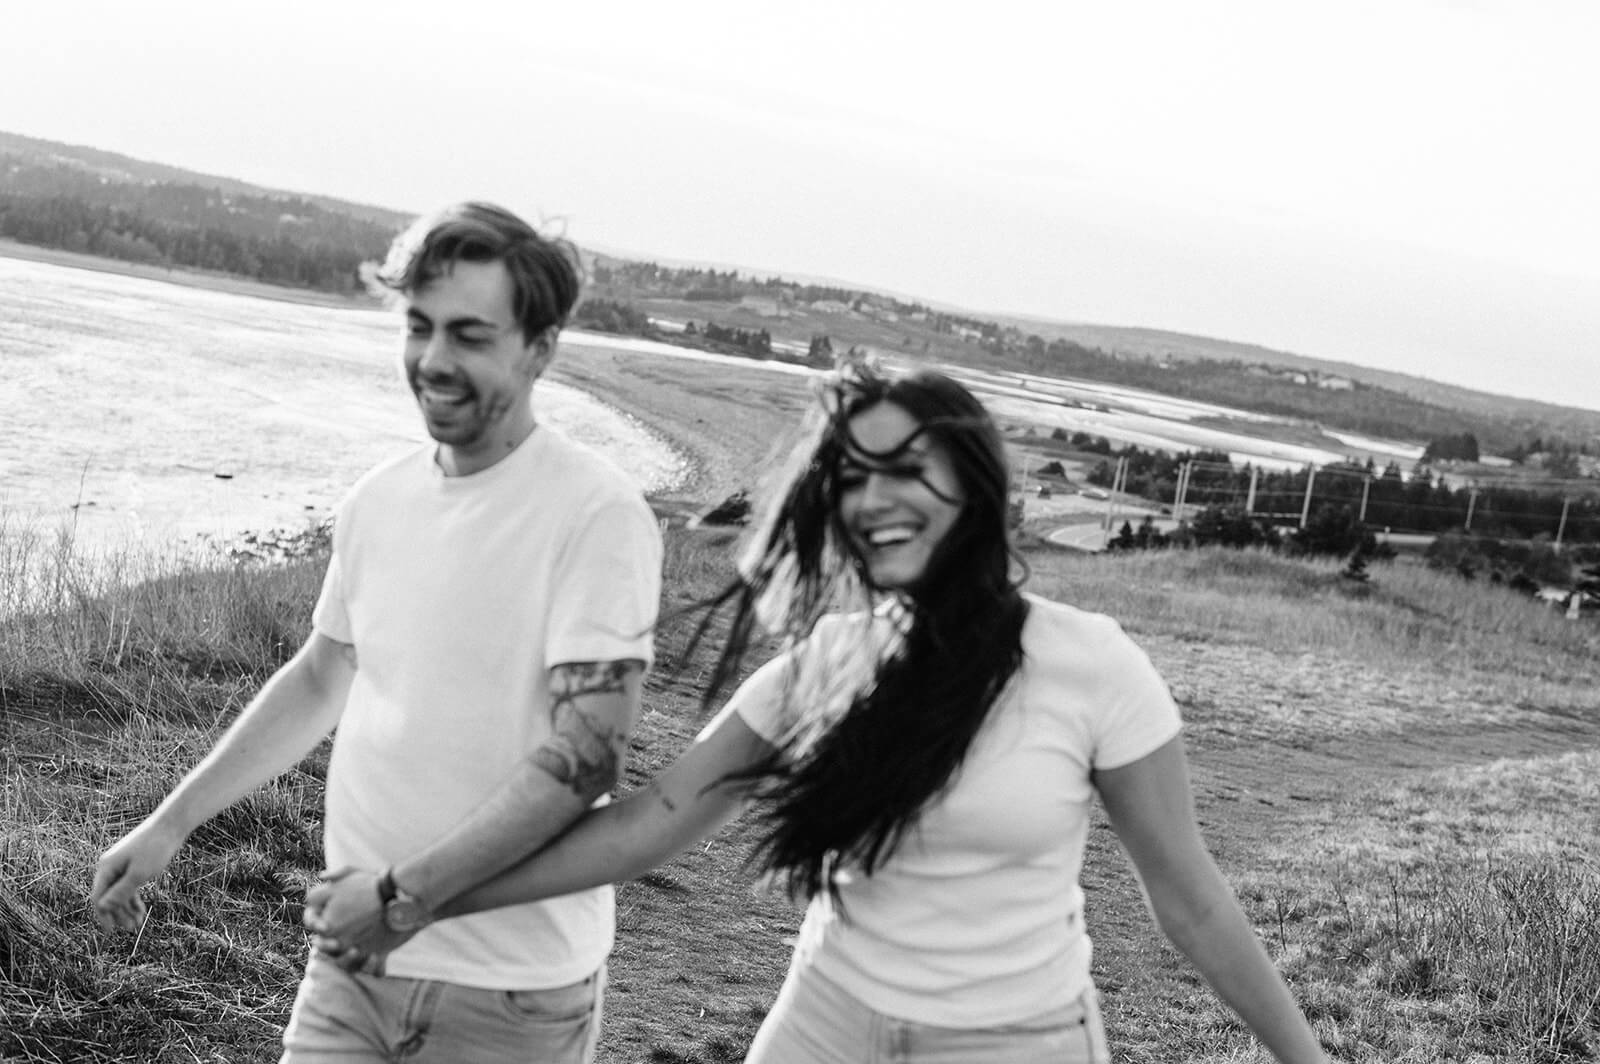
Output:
(281, 953), (605, 1063)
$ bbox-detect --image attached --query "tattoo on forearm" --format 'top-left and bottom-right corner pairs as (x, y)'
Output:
(532, 660), (641, 798)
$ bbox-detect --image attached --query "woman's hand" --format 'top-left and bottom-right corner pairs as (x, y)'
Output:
(303, 867), (419, 970)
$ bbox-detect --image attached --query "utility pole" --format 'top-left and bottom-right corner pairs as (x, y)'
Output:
(1555, 497), (1571, 550)
(1299, 466), (1318, 530)
(1464, 488), (1479, 531)
(1245, 466), (1259, 515)
(1101, 456), (1128, 543)
(1359, 476), (1372, 523)
(1174, 461), (1191, 524)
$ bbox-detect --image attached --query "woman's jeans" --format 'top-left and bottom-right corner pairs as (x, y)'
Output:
(745, 963), (1111, 1063)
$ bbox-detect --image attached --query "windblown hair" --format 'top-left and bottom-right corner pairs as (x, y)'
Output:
(696, 360), (1029, 903)
(376, 201), (582, 341)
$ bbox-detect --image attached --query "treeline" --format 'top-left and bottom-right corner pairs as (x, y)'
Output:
(571, 298), (653, 335)
(1087, 445), (1600, 543)
(592, 259), (929, 316)
(690, 321), (771, 357)
(0, 154), (398, 294)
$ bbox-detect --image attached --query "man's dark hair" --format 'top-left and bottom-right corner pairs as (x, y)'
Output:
(377, 202), (582, 341)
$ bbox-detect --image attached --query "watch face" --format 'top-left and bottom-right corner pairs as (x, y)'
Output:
(385, 898), (431, 933)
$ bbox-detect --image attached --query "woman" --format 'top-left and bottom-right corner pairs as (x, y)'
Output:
(308, 363), (1329, 1063)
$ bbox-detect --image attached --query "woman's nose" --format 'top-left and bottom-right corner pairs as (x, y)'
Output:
(856, 471), (895, 510)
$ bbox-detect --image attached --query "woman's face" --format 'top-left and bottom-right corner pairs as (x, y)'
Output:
(837, 401), (967, 591)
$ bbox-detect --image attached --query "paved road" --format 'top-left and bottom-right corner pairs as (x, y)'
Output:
(1048, 517), (1182, 552)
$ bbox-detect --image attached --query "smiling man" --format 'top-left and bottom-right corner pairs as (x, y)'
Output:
(90, 202), (663, 1064)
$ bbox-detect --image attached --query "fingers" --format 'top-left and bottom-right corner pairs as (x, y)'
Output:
(93, 887), (148, 932)
(90, 858), (150, 932)
(312, 934), (383, 975)
(303, 866), (358, 916)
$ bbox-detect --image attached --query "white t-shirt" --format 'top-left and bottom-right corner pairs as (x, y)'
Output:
(312, 425), (662, 989)
(727, 593), (1182, 1026)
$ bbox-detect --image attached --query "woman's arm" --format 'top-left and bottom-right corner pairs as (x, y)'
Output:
(305, 700), (778, 956)
(1093, 737), (1329, 1064)
(441, 706), (776, 916)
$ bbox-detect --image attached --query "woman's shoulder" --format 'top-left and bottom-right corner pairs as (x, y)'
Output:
(1020, 592), (1128, 646)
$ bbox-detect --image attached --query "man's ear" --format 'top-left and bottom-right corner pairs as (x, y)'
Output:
(524, 326), (558, 380)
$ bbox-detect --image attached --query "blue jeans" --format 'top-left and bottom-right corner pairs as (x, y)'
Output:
(280, 953), (605, 1063)
(745, 964), (1110, 1064)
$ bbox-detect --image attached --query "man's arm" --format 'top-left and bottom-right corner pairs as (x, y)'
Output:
(353, 658), (645, 920)
(91, 632), (355, 930)
(305, 701), (774, 960)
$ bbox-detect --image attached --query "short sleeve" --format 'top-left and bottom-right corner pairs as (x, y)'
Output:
(1091, 622), (1183, 770)
(720, 653), (797, 745)
(544, 494), (664, 667)
(310, 504), (353, 644)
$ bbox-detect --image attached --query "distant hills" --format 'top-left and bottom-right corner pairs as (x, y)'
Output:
(3, 129), (1598, 458)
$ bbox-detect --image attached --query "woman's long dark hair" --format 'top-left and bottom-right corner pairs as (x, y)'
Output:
(689, 359), (1029, 903)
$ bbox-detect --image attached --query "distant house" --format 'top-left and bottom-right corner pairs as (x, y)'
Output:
(809, 299), (850, 314)
(1317, 375), (1354, 391)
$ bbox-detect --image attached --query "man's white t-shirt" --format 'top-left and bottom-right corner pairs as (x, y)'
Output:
(312, 425), (662, 989)
(725, 593), (1182, 1026)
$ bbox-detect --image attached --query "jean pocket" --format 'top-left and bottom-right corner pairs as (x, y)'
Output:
(499, 976), (597, 1025)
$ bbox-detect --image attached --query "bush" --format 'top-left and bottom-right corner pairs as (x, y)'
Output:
(1189, 505), (1282, 550)
(1289, 504), (1381, 558)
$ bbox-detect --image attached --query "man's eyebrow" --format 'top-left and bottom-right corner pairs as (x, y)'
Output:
(405, 307), (504, 331)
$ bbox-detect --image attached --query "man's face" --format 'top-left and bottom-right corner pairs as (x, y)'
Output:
(401, 259), (552, 475)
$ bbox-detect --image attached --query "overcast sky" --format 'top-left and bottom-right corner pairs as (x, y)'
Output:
(5, 0), (1597, 411)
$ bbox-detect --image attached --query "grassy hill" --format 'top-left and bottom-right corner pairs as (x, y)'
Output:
(4, 517), (1597, 1062)
(991, 315), (1600, 448)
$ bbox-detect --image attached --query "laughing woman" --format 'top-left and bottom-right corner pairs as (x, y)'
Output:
(308, 363), (1330, 1063)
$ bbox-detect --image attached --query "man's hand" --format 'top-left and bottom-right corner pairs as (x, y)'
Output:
(303, 867), (420, 968)
(90, 818), (187, 931)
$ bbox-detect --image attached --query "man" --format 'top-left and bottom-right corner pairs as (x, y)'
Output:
(90, 201), (663, 1063)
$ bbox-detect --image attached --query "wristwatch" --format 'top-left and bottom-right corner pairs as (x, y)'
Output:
(377, 869), (434, 934)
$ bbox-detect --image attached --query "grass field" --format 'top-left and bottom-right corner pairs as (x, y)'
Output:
(3, 514), (1598, 1062)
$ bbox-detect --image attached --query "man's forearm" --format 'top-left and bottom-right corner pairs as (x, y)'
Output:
(391, 756), (610, 910)
(392, 659), (644, 910)
(150, 645), (348, 837)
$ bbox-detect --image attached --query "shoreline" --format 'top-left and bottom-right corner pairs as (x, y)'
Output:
(0, 240), (383, 311)
(5, 245), (732, 517)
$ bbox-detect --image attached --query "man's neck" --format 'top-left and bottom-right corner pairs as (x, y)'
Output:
(436, 418), (539, 477)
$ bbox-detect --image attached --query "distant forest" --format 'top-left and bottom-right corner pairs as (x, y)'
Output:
(1, 151), (398, 294)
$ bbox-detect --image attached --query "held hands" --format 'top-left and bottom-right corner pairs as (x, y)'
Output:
(302, 867), (422, 972)
(90, 819), (187, 931)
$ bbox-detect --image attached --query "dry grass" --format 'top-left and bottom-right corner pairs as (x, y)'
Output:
(3, 525), (1598, 1062)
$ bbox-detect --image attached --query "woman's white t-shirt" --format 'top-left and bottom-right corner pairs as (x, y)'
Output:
(724, 593), (1182, 1027)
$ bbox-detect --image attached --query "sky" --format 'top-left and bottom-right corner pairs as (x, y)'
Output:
(5, 0), (1598, 411)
